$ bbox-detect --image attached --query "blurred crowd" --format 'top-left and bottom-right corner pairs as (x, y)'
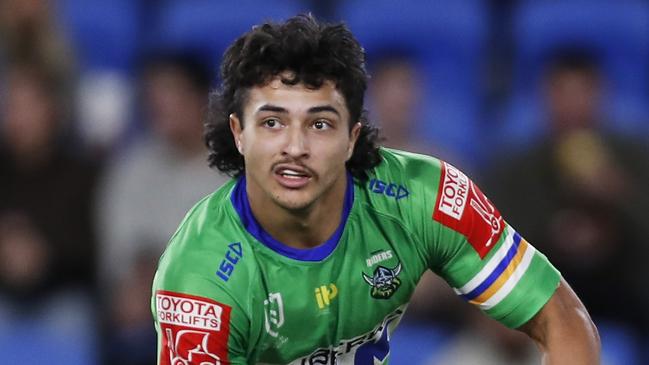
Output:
(0, 0), (648, 364)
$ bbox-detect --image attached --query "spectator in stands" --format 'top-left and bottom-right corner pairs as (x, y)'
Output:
(430, 307), (540, 365)
(368, 51), (466, 166)
(0, 0), (75, 85)
(368, 53), (432, 155)
(0, 60), (98, 364)
(0, 61), (97, 298)
(96, 52), (228, 365)
(484, 49), (649, 358)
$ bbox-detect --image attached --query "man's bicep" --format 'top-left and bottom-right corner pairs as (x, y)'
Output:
(152, 274), (249, 364)
(518, 278), (566, 340)
(517, 278), (601, 363)
(518, 277), (593, 336)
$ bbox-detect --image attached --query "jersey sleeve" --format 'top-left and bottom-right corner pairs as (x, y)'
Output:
(425, 161), (561, 328)
(151, 238), (249, 364)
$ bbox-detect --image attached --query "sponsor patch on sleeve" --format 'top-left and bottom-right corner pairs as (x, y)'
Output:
(156, 290), (231, 365)
(432, 162), (505, 258)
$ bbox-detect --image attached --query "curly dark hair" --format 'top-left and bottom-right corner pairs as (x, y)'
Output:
(205, 14), (382, 180)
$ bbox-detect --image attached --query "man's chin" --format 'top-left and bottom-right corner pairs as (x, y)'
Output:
(271, 192), (315, 213)
(274, 198), (313, 213)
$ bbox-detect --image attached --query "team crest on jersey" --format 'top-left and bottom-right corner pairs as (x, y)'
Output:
(362, 262), (402, 299)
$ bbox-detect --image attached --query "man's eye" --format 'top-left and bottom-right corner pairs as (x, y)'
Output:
(263, 118), (281, 128)
(313, 120), (331, 130)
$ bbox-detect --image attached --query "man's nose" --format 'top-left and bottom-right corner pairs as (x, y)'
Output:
(282, 126), (309, 157)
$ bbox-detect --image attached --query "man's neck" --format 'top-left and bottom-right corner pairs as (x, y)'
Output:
(246, 176), (347, 250)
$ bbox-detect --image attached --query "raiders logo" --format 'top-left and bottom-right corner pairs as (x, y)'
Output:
(362, 263), (402, 299)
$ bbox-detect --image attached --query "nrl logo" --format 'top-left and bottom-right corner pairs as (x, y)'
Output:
(362, 263), (402, 299)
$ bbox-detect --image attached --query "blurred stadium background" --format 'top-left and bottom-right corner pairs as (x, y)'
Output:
(1, 0), (648, 364)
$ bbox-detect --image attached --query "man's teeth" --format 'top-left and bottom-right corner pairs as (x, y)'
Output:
(280, 169), (306, 177)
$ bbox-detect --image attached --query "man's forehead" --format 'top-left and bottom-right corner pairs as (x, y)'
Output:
(246, 77), (346, 110)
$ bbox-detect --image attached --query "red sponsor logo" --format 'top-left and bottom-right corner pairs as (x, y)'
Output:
(156, 291), (231, 365)
(433, 162), (504, 258)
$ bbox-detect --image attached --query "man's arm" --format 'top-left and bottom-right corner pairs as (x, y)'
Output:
(519, 278), (600, 364)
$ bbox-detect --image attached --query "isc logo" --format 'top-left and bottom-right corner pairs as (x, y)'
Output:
(216, 242), (243, 282)
(368, 179), (409, 200)
(315, 284), (338, 309)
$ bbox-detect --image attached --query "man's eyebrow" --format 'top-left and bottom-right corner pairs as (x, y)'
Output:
(256, 104), (341, 117)
(256, 104), (288, 114)
(308, 105), (340, 117)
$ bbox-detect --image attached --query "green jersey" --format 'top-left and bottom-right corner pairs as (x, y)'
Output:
(152, 148), (560, 364)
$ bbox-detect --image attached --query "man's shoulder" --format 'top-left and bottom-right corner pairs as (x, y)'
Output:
(373, 148), (443, 181)
(154, 178), (259, 296)
(363, 148), (444, 197)
(160, 179), (240, 262)
(355, 148), (444, 223)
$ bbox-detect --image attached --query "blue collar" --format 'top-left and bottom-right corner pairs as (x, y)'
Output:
(230, 172), (354, 261)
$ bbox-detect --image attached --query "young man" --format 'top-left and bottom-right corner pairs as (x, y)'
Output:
(152, 15), (600, 364)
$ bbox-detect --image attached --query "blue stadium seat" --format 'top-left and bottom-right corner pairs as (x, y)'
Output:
(597, 321), (641, 365)
(339, 0), (487, 99)
(0, 292), (98, 365)
(338, 0), (490, 166)
(54, 0), (140, 71)
(148, 0), (307, 69)
(500, 0), (649, 147)
(389, 321), (451, 364)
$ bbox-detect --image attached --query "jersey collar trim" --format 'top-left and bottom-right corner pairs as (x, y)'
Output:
(230, 172), (354, 261)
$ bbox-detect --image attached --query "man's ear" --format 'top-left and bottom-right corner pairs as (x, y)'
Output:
(347, 122), (362, 160)
(230, 113), (244, 154)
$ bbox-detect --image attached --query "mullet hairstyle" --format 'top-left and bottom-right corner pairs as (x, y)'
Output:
(205, 14), (382, 180)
